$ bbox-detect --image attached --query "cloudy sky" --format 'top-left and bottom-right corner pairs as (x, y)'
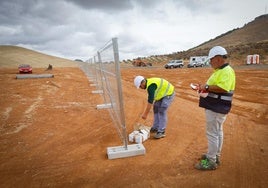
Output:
(0, 0), (267, 61)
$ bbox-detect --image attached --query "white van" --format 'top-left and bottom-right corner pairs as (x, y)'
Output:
(188, 56), (209, 68)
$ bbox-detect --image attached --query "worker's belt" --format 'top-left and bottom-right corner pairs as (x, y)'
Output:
(207, 93), (233, 101)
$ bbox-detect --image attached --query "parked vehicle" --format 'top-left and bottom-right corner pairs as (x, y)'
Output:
(132, 58), (152, 67)
(18, 64), (32, 74)
(187, 56), (209, 68)
(164, 60), (184, 69)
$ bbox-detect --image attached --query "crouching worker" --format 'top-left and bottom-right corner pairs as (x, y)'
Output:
(134, 76), (175, 139)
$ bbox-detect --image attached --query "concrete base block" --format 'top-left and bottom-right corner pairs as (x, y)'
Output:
(16, 74), (54, 79)
(92, 90), (103, 94)
(107, 144), (146, 159)
(96, 103), (112, 109)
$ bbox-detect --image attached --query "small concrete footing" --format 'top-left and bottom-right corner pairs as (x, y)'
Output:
(107, 144), (146, 159)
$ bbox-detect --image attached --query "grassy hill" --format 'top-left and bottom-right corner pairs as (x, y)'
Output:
(0, 45), (78, 68)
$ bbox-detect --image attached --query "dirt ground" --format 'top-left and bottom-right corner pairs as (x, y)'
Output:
(0, 64), (267, 188)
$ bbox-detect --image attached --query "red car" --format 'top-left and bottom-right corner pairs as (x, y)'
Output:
(18, 64), (32, 74)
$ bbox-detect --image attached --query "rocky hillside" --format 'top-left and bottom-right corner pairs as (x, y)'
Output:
(128, 14), (268, 66)
(194, 14), (268, 49)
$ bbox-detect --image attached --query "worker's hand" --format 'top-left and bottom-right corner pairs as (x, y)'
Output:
(197, 84), (209, 98)
(191, 83), (207, 92)
(198, 84), (208, 93)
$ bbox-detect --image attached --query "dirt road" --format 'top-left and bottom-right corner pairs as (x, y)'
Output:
(0, 65), (267, 187)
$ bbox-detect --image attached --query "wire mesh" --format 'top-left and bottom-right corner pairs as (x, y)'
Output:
(79, 58), (94, 82)
(81, 38), (128, 148)
(97, 38), (127, 148)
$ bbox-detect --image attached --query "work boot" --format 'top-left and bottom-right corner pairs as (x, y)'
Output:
(150, 127), (158, 133)
(195, 158), (218, 170)
(201, 154), (221, 165)
(154, 132), (166, 139)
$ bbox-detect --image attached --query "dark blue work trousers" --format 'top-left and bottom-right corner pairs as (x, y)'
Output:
(152, 92), (175, 132)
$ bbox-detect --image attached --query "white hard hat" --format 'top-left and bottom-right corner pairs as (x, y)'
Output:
(134, 76), (144, 88)
(207, 46), (227, 59)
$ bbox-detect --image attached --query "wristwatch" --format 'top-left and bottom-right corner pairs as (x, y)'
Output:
(205, 84), (209, 91)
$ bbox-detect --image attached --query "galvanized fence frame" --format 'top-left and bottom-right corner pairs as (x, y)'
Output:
(80, 38), (145, 159)
(96, 38), (128, 148)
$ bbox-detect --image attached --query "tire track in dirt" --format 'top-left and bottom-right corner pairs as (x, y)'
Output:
(6, 96), (43, 135)
(0, 107), (13, 133)
(1, 107), (12, 122)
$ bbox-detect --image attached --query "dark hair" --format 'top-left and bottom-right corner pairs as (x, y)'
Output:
(215, 55), (228, 59)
